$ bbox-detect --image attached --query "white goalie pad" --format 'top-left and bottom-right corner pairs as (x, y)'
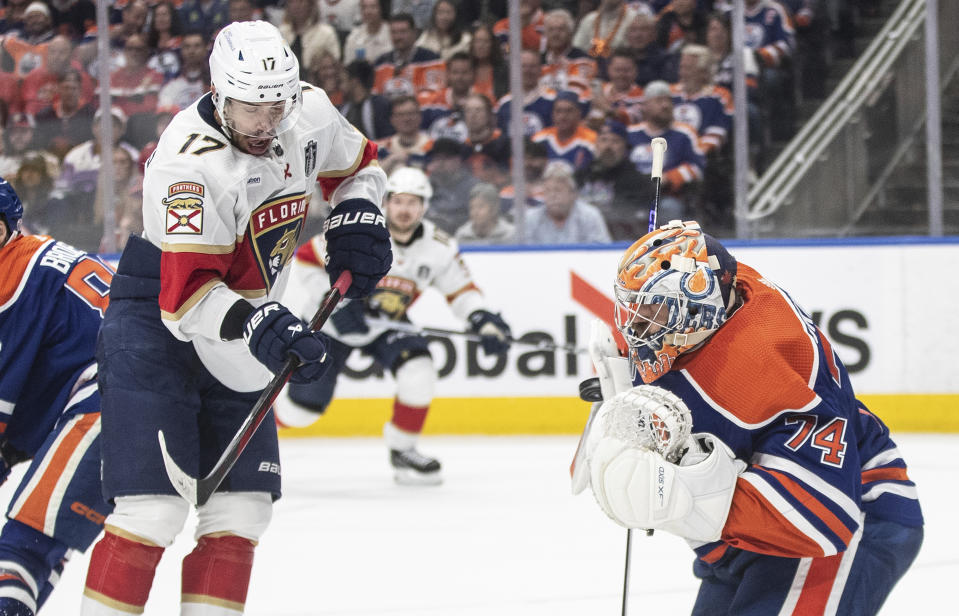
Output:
(570, 320), (633, 495)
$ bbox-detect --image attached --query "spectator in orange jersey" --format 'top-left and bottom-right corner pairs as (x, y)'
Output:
(493, 0), (544, 54)
(372, 13), (445, 98)
(532, 90), (596, 172)
(540, 9), (597, 97)
(2, 1), (55, 76)
(21, 35), (95, 116)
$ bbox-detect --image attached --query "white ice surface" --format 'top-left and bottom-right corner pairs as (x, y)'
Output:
(24, 433), (953, 615)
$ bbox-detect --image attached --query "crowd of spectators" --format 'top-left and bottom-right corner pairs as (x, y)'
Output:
(0, 0), (871, 250)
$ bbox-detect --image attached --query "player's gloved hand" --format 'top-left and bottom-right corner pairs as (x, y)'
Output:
(467, 310), (511, 356)
(330, 298), (370, 335)
(324, 198), (392, 299)
(243, 302), (330, 383)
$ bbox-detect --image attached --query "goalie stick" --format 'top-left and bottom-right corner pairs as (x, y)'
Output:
(158, 270), (353, 506)
(620, 136), (668, 616)
(364, 317), (588, 355)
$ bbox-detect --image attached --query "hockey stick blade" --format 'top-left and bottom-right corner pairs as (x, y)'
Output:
(158, 430), (197, 503)
(157, 270), (353, 506)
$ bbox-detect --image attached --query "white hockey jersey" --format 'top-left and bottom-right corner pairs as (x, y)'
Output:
(141, 85), (386, 391)
(286, 219), (486, 347)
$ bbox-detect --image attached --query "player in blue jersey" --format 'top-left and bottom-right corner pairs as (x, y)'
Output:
(582, 221), (923, 615)
(0, 178), (114, 615)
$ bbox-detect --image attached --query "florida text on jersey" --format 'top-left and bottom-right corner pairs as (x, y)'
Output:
(139, 84), (381, 392)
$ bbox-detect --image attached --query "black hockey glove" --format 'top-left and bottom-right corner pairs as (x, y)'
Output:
(243, 302), (330, 383)
(467, 310), (512, 356)
(324, 198), (392, 299)
(330, 298), (370, 335)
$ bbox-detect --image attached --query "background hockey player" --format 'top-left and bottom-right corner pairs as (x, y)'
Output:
(277, 166), (511, 485)
(582, 220), (923, 615)
(0, 179), (114, 616)
(81, 21), (392, 615)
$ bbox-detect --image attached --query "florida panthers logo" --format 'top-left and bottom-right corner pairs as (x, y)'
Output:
(248, 193), (308, 290)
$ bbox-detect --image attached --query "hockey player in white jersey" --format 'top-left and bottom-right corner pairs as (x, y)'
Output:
(81, 21), (392, 614)
(278, 166), (512, 484)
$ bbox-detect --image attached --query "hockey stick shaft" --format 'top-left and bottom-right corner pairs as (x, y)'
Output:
(364, 317), (588, 355)
(620, 137), (669, 615)
(158, 270), (353, 506)
(648, 137), (668, 232)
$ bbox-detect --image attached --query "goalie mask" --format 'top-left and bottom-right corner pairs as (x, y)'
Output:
(614, 220), (738, 384)
(209, 21), (302, 143)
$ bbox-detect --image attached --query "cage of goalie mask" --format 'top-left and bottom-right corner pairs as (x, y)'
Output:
(614, 220), (738, 384)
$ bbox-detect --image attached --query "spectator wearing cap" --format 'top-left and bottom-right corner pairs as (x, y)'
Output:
(34, 68), (95, 160)
(343, 0), (393, 65)
(539, 9), (597, 96)
(454, 182), (515, 245)
(531, 90), (596, 172)
(375, 95), (433, 175)
(339, 59), (394, 141)
(21, 34), (95, 116)
(495, 49), (556, 138)
(520, 160), (611, 245)
(424, 137), (477, 234)
(0, 111), (59, 180)
(590, 49), (644, 126)
(109, 32), (165, 148)
(575, 119), (653, 241)
(2, 1), (56, 75)
(625, 79), (705, 222)
(157, 31), (210, 112)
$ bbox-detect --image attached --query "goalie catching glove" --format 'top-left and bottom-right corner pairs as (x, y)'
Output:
(243, 302), (330, 383)
(324, 198), (393, 299)
(584, 385), (745, 542)
(467, 310), (511, 355)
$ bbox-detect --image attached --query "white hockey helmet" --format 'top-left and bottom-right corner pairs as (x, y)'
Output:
(386, 166), (433, 211)
(209, 21), (302, 138)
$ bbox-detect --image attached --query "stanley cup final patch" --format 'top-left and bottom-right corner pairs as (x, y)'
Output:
(304, 139), (317, 177)
(163, 181), (205, 234)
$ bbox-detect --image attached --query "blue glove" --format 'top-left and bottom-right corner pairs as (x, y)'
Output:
(324, 198), (392, 299)
(467, 310), (512, 356)
(330, 299), (370, 335)
(243, 302), (330, 383)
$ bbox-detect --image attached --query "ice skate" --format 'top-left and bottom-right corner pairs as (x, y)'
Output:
(390, 448), (443, 485)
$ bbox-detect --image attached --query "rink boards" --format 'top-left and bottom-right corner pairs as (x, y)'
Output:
(274, 237), (959, 437)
